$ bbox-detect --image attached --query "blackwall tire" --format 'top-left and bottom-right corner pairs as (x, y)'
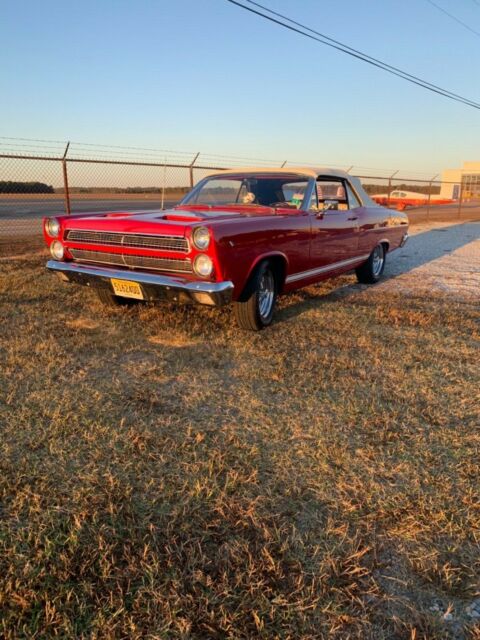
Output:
(355, 244), (386, 284)
(234, 261), (277, 331)
(96, 288), (134, 307)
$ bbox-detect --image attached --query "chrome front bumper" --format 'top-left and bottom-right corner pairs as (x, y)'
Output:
(46, 260), (234, 307)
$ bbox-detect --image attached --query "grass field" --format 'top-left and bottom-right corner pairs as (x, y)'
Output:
(0, 251), (479, 639)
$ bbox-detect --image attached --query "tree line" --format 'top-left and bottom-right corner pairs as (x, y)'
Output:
(0, 181), (54, 193)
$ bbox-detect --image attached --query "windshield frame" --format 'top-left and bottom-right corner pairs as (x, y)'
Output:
(180, 172), (316, 210)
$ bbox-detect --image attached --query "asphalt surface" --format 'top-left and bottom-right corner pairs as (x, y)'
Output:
(0, 197), (479, 237)
(0, 198), (179, 236)
(2, 197), (480, 220)
(0, 198), (179, 220)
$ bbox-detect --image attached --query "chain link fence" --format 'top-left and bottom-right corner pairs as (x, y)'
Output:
(1, 138), (479, 254)
(355, 172), (477, 224)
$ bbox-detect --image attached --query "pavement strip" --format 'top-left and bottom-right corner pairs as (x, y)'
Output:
(370, 220), (480, 303)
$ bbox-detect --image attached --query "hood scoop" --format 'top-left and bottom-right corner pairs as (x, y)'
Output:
(105, 212), (135, 218)
(88, 212), (138, 219)
(161, 213), (204, 222)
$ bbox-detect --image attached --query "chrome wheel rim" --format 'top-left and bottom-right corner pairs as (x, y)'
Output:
(372, 246), (384, 277)
(258, 270), (275, 319)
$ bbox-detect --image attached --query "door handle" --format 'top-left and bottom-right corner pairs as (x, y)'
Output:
(347, 215), (359, 221)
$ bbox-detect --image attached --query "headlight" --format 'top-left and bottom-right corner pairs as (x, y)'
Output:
(192, 226), (210, 250)
(193, 254), (213, 277)
(45, 218), (60, 238)
(50, 240), (65, 260)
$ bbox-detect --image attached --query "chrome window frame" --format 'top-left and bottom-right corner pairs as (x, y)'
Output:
(182, 173), (314, 209)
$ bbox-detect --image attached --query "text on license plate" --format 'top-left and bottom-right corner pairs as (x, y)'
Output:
(111, 278), (144, 300)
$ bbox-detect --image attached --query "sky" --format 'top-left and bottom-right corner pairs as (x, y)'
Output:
(1, 0), (480, 175)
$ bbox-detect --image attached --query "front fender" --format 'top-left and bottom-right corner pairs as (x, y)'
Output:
(237, 251), (289, 300)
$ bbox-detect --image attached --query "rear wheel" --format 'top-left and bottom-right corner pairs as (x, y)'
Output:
(234, 261), (277, 331)
(355, 244), (386, 284)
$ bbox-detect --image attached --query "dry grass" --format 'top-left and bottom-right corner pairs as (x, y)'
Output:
(0, 236), (45, 258)
(0, 252), (479, 639)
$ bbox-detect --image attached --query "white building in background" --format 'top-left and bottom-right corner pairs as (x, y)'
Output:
(441, 161), (480, 200)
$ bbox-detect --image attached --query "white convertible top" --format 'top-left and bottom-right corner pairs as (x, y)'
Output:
(205, 166), (350, 179)
(204, 166), (377, 206)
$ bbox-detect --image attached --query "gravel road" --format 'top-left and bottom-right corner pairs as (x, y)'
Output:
(376, 220), (480, 302)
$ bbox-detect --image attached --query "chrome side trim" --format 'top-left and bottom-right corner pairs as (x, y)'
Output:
(285, 254), (370, 284)
(46, 260), (233, 307)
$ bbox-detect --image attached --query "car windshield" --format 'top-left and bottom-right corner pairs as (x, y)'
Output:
(181, 174), (311, 209)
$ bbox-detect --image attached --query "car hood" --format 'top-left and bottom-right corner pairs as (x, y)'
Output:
(61, 204), (281, 236)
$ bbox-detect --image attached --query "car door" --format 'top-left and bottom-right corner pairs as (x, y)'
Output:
(308, 177), (360, 271)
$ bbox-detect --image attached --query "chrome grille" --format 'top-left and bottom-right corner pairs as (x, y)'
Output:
(66, 229), (188, 253)
(70, 249), (193, 273)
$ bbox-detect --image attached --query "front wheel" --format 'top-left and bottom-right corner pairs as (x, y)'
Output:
(234, 261), (277, 330)
(96, 288), (136, 307)
(355, 244), (386, 284)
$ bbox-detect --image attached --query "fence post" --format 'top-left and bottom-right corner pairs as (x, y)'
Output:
(458, 181), (464, 219)
(426, 174), (438, 222)
(189, 152), (200, 188)
(387, 170), (399, 208)
(161, 158), (167, 210)
(62, 142), (71, 214)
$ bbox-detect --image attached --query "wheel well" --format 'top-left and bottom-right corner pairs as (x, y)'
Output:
(238, 255), (287, 301)
(381, 240), (390, 254)
(268, 255), (287, 294)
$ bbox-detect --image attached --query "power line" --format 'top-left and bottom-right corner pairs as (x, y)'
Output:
(239, 0), (480, 107)
(244, 0), (477, 106)
(425, 0), (480, 38)
(225, 0), (480, 110)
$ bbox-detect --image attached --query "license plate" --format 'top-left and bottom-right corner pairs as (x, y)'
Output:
(111, 278), (144, 300)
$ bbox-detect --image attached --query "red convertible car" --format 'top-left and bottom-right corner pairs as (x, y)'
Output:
(44, 168), (409, 330)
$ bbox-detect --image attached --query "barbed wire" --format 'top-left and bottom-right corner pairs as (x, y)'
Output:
(0, 136), (442, 177)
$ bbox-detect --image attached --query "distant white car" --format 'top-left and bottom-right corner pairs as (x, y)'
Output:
(371, 190), (454, 210)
